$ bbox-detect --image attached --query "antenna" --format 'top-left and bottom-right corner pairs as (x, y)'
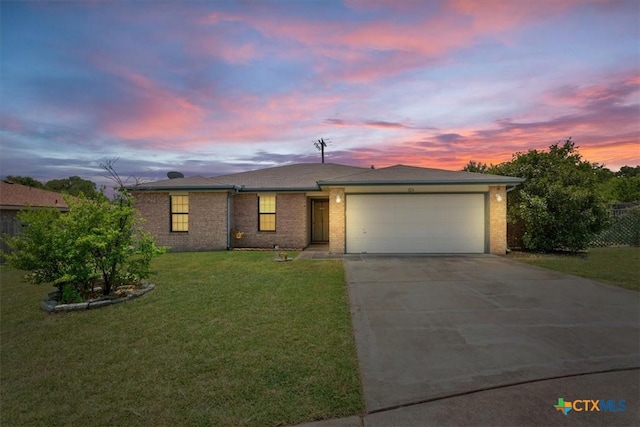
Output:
(313, 138), (329, 163)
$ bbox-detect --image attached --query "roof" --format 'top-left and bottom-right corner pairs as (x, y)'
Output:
(318, 165), (525, 185)
(0, 181), (70, 210)
(131, 163), (523, 192)
(213, 163), (367, 191)
(132, 176), (237, 191)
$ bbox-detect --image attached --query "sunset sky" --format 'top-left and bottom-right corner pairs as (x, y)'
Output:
(1, 0), (638, 187)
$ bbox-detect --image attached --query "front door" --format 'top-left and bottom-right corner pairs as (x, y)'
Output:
(311, 200), (329, 242)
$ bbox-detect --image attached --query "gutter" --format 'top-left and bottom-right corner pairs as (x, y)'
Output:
(317, 179), (525, 187)
(0, 204), (70, 212)
(129, 185), (238, 192)
(237, 186), (321, 192)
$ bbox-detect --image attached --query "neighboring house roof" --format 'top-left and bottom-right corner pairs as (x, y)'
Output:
(213, 163), (367, 191)
(131, 163), (523, 192)
(0, 181), (70, 210)
(318, 164), (525, 186)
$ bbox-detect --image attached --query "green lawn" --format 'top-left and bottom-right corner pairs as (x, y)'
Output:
(507, 246), (640, 291)
(0, 252), (364, 426)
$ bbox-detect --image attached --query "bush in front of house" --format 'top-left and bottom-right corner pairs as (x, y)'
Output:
(3, 188), (164, 300)
(495, 140), (610, 252)
(465, 139), (611, 252)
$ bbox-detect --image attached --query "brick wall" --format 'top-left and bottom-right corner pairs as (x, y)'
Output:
(133, 192), (228, 251)
(488, 186), (507, 254)
(231, 193), (308, 249)
(328, 188), (345, 253)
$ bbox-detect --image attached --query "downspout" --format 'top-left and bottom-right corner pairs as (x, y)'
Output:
(226, 187), (239, 250)
(504, 184), (519, 253)
(227, 192), (231, 250)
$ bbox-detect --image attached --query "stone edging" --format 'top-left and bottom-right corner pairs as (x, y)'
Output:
(41, 284), (156, 313)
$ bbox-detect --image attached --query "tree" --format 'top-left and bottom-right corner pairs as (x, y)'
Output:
(487, 139), (610, 252)
(45, 176), (99, 199)
(596, 165), (640, 203)
(611, 175), (640, 202)
(616, 166), (640, 178)
(4, 164), (163, 300)
(461, 161), (489, 173)
(4, 176), (45, 188)
(3, 175), (100, 198)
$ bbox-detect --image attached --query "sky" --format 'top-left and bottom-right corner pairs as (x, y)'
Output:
(1, 0), (639, 187)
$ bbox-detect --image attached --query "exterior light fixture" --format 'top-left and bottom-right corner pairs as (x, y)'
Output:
(336, 194), (342, 203)
(495, 193), (503, 202)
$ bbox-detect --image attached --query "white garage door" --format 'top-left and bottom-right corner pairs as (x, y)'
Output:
(346, 194), (486, 253)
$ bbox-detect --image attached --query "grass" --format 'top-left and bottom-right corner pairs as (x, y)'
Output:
(507, 246), (640, 291)
(0, 252), (364, 426)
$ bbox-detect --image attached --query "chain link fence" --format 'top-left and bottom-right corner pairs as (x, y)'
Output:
(507, 203), (640, 250)
(0, 216), (22, 263)
(591, 205), (640, 247)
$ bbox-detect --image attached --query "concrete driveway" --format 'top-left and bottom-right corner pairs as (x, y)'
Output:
(344, 255), (640, 413)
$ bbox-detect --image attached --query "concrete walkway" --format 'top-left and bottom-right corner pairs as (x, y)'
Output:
(294, 255), (640, 426)
(295, 243), (343, 260)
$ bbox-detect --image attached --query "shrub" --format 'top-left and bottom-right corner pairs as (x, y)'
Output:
(3, 189), (164, 298)
(61, 284), (83, 304)
(491, 139), (610, 252)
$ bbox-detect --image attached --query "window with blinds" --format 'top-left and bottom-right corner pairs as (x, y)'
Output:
(258, 195), (276, 231)
(170, 195), (189, 232)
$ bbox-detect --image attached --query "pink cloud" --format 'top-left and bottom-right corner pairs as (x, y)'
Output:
(545, 73), (639, 108)
(199, 11), (468, 83)
(109, 95), (203, 141)
(0, 113), (26, 133)
(197, 1), (607, 85)
(446, 0), (609, 33)
(344, 0), (427, 13)
(190, 90), (342, 143)
(324, 117), (434, 131)
(343, 130), (638, 173)
(93, 60), (205, 141)
(197, 40), (259, 64)
(333, 69), (639, 171)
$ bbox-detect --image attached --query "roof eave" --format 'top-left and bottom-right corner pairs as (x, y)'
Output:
(318, 179), (525, 186)
(0, 204), (69, 211)
(130, 185), (238, 192)
(238, 186), (321, 192)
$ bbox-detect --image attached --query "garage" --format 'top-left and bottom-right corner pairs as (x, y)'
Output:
(345, 193), (486, 254)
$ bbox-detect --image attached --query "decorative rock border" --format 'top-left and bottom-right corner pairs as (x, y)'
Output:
(41, 283), (155, 313)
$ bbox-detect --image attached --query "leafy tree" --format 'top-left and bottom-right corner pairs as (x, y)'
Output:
(487, 139), (610, 252)
(45, 176), (99, 199)
(4, 175), (100, 199)
(5, 175), (45, 188)
(611, 175), (640, 202)
(616, 165), (640, 178)
(461, 160), (490, 173)
(596, 165), (640, 203)
(3, 168), (163, 299)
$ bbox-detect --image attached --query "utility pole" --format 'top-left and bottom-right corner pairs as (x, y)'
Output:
(314, 138), (328, 163)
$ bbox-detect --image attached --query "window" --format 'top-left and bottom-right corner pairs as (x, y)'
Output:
(258, 195), (276, 231)
(171, 195), (189, 232)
